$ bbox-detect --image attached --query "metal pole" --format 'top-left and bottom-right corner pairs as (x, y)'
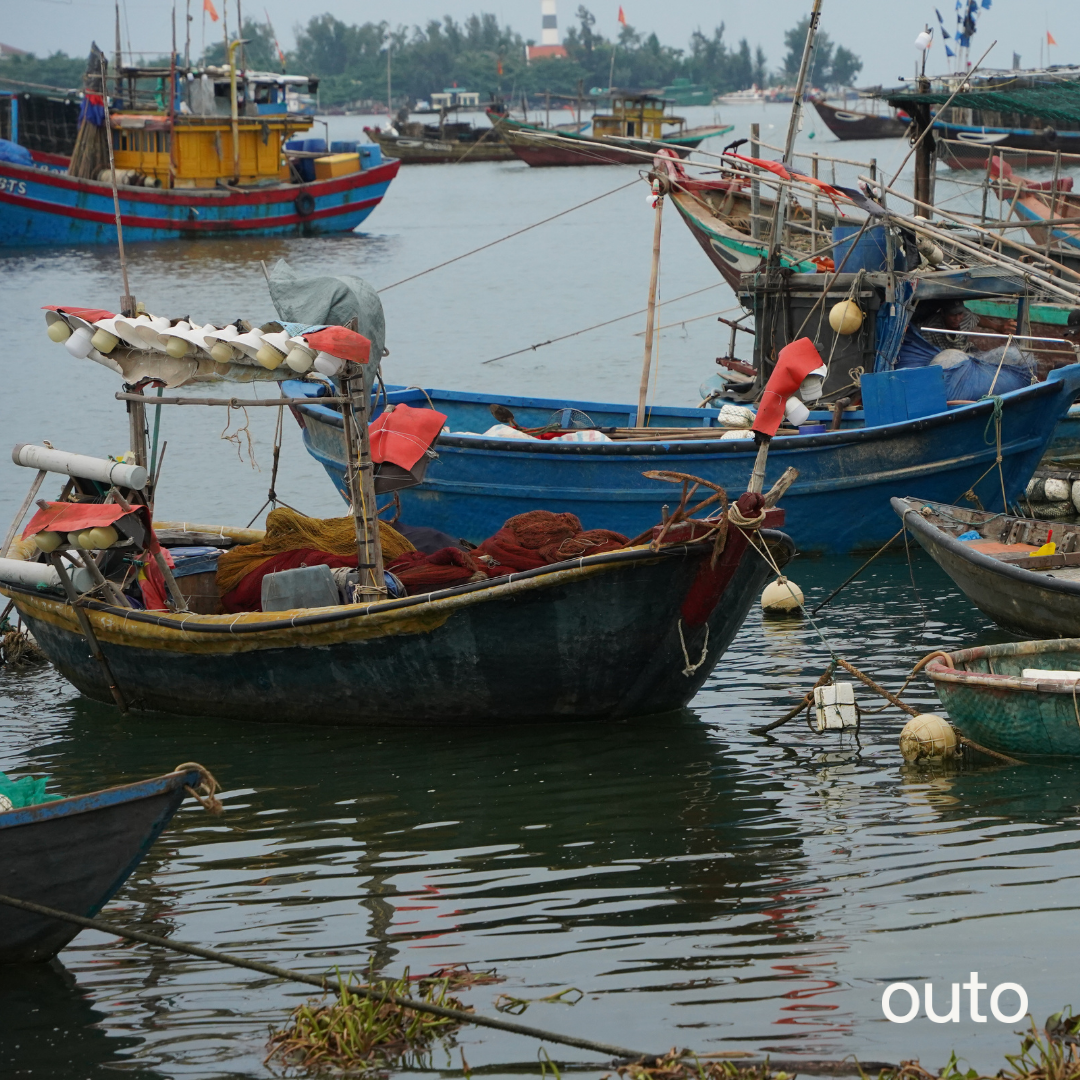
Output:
(635, 192), (664, 428)
(98, 58), (134, 316)
(750, 122), (761, 241)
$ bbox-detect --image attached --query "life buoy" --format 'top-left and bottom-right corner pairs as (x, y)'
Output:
(294, 192), (316, 216)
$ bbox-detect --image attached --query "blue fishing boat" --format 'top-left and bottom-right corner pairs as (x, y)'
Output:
(0, 766), (217, 963)
(291, 364), (1080, 554)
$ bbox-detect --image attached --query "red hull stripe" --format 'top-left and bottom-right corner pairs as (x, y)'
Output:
(0, 189), (384, 232)
(0, 159), (399, 206)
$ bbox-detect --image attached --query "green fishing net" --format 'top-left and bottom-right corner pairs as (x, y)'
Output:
(0, 772), (62, 811)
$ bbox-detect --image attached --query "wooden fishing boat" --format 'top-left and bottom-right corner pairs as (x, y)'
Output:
(925, 640), (1080, 758)
(811, 97), (908, 141)
(893, 496), (1080, 638)
(990, 159), (1080, 255)
(0, 767), (210, 963)
(489, 94), (731, 167)
(295, 363), (1080, 554)
(0, 55), (399, 246)
(1, 521), (793, 723)
(364, 120), (515, 164)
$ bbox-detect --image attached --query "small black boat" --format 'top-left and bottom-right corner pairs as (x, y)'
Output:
(0, 766), (214, 964)
(811, 97), (908, 140)
(893, 496), (1080, 638)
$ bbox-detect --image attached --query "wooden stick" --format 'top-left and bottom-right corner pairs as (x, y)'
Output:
(50, 555), (128, 712)
(69, 542), (131, 608)
(748, 438), (770, 494)
(1, 470), (46, 558)
(636, 192), (664, 428)
(107, 488), (189, 612)
(115, 393), (349, 407)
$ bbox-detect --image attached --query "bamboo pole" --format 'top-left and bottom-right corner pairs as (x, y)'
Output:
(1, 471), (46, 559)
(635, 191), (664, 428)
(750, 122), (760, 240)
(1046, 150), (1062, 258)
(115, 392), (349, 406)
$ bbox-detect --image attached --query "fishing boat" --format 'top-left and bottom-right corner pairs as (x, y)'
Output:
(0, 766), (217, 963)
(924, 640), (1080, 758)
(0, 50), (398, 246)
(0, 289), (794, 723)
(893, 497), (1080, 639)
(986, 157), (1080, 257)
(811, 96), (909, 141)
(0, 89), (80, 169)
(364, 118), (514, 164)
(657, 79), (712, 107)
(489, 93), (731, 166)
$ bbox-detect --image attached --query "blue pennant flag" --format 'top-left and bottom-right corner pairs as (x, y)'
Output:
(956, 33), (970, 47)
(981, 0), (991, 7)
(945, 44), (956, 57)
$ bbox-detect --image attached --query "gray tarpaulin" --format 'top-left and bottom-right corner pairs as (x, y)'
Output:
(266, 260), (385, 395)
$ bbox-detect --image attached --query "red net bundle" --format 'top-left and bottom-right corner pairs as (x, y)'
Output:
(478, 510), (628, 571)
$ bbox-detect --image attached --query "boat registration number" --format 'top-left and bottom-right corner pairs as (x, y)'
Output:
(0, 177), (28, 195)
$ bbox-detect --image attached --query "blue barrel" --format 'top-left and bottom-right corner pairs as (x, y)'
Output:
(831, 225), (903, 273)
(359, 143), (382, 169)
(330, 140), (359, 154)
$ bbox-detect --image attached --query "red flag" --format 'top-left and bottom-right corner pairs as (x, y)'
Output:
(497, 57), (503, 75)
(204, 0), (219, 22)
(618, 6), (627, 25)
(1047, 31), (1058, 46)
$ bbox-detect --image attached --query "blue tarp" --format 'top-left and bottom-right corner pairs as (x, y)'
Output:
(938, 347), (1036, 400)
(0, 139), (32, 166)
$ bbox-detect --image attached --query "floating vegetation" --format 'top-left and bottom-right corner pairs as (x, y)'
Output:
(495, 987), (583, 1015)
(605, 1049), (788, 1080)
(420, 963), (504, 992)
(266, 966), (472, 1075)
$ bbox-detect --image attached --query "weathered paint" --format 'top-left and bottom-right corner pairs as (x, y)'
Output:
(0, 770), (197, 963)
(0, 156), (400, 246)
(1, 534), (793, 723)
(294, 366), (1080, 553)
(928, 640), (1080, 757)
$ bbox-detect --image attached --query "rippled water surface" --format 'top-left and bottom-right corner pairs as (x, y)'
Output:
(1, 104), (1075, 1078)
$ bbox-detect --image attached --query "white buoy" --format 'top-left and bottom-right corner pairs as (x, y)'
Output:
(761, 576), (804, 615)
(1045, 477), (1071, 502)
(0, 558), (60, 589)
(11, 444), (147, 490)
(899, 713), (957, 761)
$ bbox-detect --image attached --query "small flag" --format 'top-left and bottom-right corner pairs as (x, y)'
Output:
(1048, 31), (1058, 46)
(497, 57), (503, 75)
(204, 0), (219, 21)
(945, 44), (956, 57)
(618, 6), (627, 25)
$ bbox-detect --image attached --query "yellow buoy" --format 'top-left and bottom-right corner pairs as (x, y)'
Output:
(47, 320), (72, 343)
(67, 532), (84, 549)
(91, 328), (120, 353)
(761, 576), (804, 615)
(166, 336), (194, 359)
(899, 713), (957, 761)
(33, 531), (63, 552)
(86, 526), (119, 549)
(828, 300), (864, 335)
(210, 341), (238, 364)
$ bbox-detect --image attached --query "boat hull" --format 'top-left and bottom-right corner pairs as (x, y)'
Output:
(366, 130), (514, 164)
(3, 536), (791, 724)
(812, 100), (908, 140)
(894, 496), (1080, 638)
(296, 368), (1080, 553)
(0, 157), (400, 246)
(926, 640), (1080, 757)
(0, 771), (197, 963)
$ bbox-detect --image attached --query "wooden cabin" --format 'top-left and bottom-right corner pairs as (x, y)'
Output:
(591, 94), (686, 141)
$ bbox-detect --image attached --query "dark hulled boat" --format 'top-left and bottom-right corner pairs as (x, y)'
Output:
(811, 97), (908, 140)
(363, 118), (515, 164)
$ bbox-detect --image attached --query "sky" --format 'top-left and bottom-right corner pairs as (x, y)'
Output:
(2, 0), (1077, 82)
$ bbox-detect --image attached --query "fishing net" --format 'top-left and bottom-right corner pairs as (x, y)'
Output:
(216, 507), (413, 597)
(478, 511), (628, 571)
(887, 80), (1080, 126)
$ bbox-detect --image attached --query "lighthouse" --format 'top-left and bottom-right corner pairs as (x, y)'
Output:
(526, 0), (568, 61)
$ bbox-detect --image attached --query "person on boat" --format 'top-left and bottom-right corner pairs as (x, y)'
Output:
(917, 300), (983, 351)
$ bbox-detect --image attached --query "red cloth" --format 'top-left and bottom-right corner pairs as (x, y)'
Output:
(725, 154), (847, 202)
(301, 327), (371, 364)
(387, 547), (485, 592)
(369, 403), (448, 470)
(139, 547), (175, 611)
(42, 306), (116, 325)
(24, 502), (133, 539)
(752, 338), (825, 438)
(220, 549), (357, 613)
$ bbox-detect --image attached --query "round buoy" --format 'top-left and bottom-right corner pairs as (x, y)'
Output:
(899, 713), (957, 761)
(761, 576), (804, 615)
(0, 794), (11, 812)
(33, 531), (62, 553)
(85, 526), (119, 549)
(47, 320), (72, 343)
(828, 300), (864, 335)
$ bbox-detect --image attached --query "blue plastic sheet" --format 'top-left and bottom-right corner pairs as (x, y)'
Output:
(0, 139), (32, 166)
(940, 354), (1034, 400)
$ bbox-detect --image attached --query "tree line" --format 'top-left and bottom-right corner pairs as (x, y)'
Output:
(1, 8), (862, 111)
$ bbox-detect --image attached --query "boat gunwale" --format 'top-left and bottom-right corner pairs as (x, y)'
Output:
(1, 535), (791, 638)
(926, 637), (1080, 694)
(0, 770), (198, 830)
(297, 374), (1066, 453)
(893, 495), (1080, 599)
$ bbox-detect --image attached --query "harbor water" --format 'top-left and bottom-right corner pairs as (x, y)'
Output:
(0, 104), (1073, 1076)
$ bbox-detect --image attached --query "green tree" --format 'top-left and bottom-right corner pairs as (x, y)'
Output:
(202, 19), (280, 70)
(830, 45), (863, 88)
(0, 51), (89, 92)
(781, 15), (861, 88)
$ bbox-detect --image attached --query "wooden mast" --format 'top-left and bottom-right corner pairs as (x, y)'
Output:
(635, 185), (664, 428)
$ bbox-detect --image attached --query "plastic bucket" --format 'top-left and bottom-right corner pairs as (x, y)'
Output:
(831, 225), (901, 273)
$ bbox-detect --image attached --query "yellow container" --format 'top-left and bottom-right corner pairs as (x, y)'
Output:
(313, 153), (360, 180)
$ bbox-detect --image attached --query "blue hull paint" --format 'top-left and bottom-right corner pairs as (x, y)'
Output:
(0, 158), (399, 246)
(291, 365), (1080, 554)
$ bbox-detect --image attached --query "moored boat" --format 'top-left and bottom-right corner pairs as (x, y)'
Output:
(0, 766), (217, 963)
(489, 94), (731, 167)
(925, 640), (1080, 758)
(893, 496), (1080, 639)
(364, 117), (515, 164)
(811, 96), (908, 140)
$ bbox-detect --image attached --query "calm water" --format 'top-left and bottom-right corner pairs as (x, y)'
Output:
(0, 104), (1074, 1077)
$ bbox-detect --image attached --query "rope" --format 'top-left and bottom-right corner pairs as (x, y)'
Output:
(173, 761), (223, 814)
(480, 284), (723, 365)
(677, 619), (710, 676)
(379, 179), (639, 293)
(727, 503), (767, 529)
(0, 892), (655, 1063)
